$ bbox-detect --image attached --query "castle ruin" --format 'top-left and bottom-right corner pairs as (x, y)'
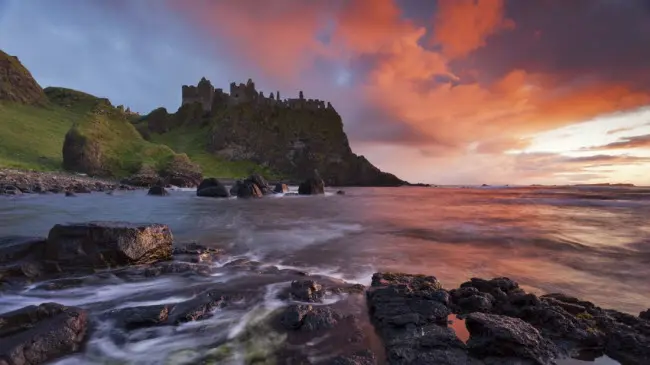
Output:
(181, 77), (334, 113)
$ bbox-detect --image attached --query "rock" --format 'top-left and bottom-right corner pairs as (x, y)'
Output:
(0, 303), (87, 365)
(328, 351), (376, 365)
(147, 186), (169, 196)
(229, 182), (240, 196)
(366, 272), (478, 365)
(197, 185), (229, 198)
(465, 312), (559, 365)
(280, 304), (311, 330)
(62, 125), (105, 176)
(235, 180), (263, 198)
(172, 242), (223, 263)
(106, 304), (171, 330)
(451, 287), (495, 314)
(45, 221), (173, 270)
(196, 178), (229, 197)
(273, 183), (289, 193)
(73, 185), (91, 193)
(639, 309), (650, 321)
(64, 191), (76, 197)
(0, 236), (46, 264)
(336, 190), (345, 195)
(1, 185), (22, 195)
(0, 50), (48, 105)
(298, 170), (325, 195)
(290, 279), (324, 302)
(247, 174), (271, 194)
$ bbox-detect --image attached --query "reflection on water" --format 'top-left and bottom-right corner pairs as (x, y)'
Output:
(2, 185), (650, 315)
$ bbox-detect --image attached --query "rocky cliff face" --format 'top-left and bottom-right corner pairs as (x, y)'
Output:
(0, 50), (47, 105)
(144, 78), (406, 186)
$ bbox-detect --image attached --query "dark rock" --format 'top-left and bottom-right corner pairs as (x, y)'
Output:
(64, 191), (76, 197)
(290, 279), (324, 302)
(328, 350), (376, 365)
(0, 236), (46, 264)
(235, 180), (263, 198)
(73, 185), (91, 193)
(604, 322), (650, 365)
(298, 170), (325, 195)
(45, 221), (173, 270)
(147, 186), (169, 196)
(62, 125), (105, 176)
(273, 183), (289, 193)
(0, 303), (87, 365)
(280, 305), (311, 330)
(302, 306), (340, 331)
(367, 272), (477, 365)
(465, 312), (559, 365)
(247, 174), (271, 194)
(1, 185), (22, 195)
(336, 190), (345, 195)
(197, 185), (229, 198)
(106, 304), (171, 330)
(172, 242), (223, 263)
(229, 181), (240, 196)
(196, 178), (230, 197)
(641, 309), (650, 321)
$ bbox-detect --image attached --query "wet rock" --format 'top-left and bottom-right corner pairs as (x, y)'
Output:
(298, 170), (325, 195)
(45, 221), (173, 270)
(465, 312), (559, 365)
(172, 242), (223, 263)
(451, 287), (495, 314)
(64, 191), (76, 197)
(641, 309), (650, 321)
(280, 304), (311, 330)
(1, 185), (22, 195)
(290, 279), (324, 302)
(121, 165), (162, 187)
(196, 178), (229, 198)
(273, 183), (289, 193)
(336, 190), (346, 195)
(167, 288), (251, 324)
(229, 181), (240, 196)
(604, 322), (650, 365)
(0, 303), (87, 365)
(73, 185), (91, 193)
(106, 304), (171, 330)
(247, 174), (271, 194)
(367, 272), (477, 365)
(160, 154), (202, 188)
(147, 185), (169, 196)
(0, 236), (46, 264)
(235, 180), (263, 198)
(328, 350), (376, 365)
(143, 261), (212, 278)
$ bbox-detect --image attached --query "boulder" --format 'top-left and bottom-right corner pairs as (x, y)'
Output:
(247, 174), (271, 194)
(62, 126), (105, 176)
(196, 178), (229, 198)
(1, 185), (22, 195)
(235, 180), (263, 198)
(290, 279), (324, 302)
(0, 303), (87, 365)
(45, 222), (173, 270)
(465, 312), (559, 365)
(298, 171), (325, 195)
(273, 183), (289, 193)
(147, 186), (169, 196)
(336, 190), (345, 195)
(64, 191), (76, 197)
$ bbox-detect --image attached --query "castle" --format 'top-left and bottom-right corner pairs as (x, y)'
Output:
(181, 77), (334, 113)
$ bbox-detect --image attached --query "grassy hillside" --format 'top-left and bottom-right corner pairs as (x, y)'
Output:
(0, 87), (192, 178)
(0, 102), (79, 170)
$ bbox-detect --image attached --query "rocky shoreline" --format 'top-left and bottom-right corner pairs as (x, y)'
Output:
(1, 222), (648, 365)
(0, 169), (136, 195)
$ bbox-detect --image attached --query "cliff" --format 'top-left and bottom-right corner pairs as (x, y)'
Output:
(0, 50), (47, 105)
(141, 78), (406, 186)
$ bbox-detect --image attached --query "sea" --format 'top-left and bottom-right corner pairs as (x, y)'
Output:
(1, 185), (647, 365)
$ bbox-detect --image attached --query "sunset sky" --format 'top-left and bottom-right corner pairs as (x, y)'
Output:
(1, 0), (649, 185)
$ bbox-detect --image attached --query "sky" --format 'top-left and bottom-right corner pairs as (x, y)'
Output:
(1, 0), (650, 185)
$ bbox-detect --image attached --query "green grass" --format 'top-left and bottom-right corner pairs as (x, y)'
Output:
(0, 88), (182, 177)
(149, 125), (282, 179)
(0, 102), (79, 170)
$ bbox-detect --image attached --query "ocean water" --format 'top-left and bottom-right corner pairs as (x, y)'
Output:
(0, 186), (648, 364)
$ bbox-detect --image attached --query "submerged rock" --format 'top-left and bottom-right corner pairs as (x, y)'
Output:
(274, 183), (289, 193)
(290, 279), (324, 302)
(45, 221), (173, 270)
(298, 170), (325, 195)
(147, 185), (169, 196)
(0, 303), (87, 365)
(196, 178), (229, 198)
(247, 173), (271, 195)
(235, 180), (263, 198)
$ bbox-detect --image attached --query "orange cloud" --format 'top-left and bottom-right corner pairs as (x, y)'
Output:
(433, 0), (515, 59)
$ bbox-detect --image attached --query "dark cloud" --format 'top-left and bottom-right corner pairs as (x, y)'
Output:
(584, 134), (650, 151)
(451, 0), (650, 91)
